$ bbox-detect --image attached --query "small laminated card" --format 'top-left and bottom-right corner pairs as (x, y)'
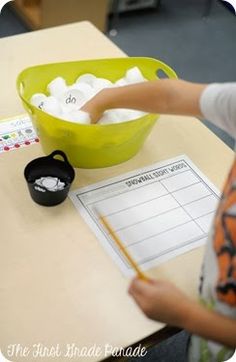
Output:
(0, 114), (39, 153)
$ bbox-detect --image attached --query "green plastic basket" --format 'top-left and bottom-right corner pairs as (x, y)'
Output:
(17, 57), (177, 168)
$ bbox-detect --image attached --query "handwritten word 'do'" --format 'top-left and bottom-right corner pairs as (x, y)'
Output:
(66, 94), (77, 105)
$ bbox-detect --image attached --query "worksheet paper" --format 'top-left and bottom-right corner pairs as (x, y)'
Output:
(69, 155), (220, 276)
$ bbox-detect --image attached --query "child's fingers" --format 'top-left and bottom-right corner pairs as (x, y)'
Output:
(128, 277), (155, 297)
(128, 278), (160, 317)
(128, 283), (148, 311)
(128, 277), (144, 296)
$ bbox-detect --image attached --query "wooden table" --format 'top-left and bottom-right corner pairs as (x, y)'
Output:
(0, 21), (234, 362)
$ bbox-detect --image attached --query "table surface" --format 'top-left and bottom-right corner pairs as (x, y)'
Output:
(0, 21), (234, 362)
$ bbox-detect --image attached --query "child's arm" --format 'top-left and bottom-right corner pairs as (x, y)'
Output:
(128, 278), (236, 348)
(81, 79), (207, 123)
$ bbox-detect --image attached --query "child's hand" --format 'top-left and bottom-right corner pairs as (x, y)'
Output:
(81, 90), (106, 124)
(128, 277), (194, 327)
(81, 100), (102, 124)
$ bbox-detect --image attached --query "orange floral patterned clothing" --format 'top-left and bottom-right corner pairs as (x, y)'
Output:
(188, 83), (236, 362)
(214, 159), (236, 307)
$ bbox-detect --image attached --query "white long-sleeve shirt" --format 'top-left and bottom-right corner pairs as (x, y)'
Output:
(200, 83), (236, 138)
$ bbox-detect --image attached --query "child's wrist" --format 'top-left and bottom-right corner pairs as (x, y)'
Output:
(181, 299), (203, 331)
(95, 88), (115, 113)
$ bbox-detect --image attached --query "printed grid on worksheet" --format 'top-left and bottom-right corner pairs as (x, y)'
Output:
(71, 158), (220, 273)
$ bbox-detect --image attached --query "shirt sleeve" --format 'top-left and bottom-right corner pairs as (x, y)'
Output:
(199, 83), (236, 140)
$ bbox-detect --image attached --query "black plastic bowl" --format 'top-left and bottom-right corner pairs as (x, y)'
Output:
(24, 150), (75, 206)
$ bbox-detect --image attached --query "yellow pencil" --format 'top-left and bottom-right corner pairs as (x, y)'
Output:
(97, 209), (148, 281)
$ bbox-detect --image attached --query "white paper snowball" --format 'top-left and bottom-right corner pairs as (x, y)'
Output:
(93, 78), (113, 92)
(47, 77), (68, 97)
(98, 110), (122, 125)
(60, 110), (91, 124)
(102, 109), (147, 123)
(97, 114), (112, 125)
(125, 66), (146, 84)
(41, 96), (63, 116)
(30, 93), (47, 109)
(59, 89), (87, 112)
(124, 109), (147, 121)
(115, 78), (128, 87)
(76, 73), (97, 87)
(69, 82), (95, 100)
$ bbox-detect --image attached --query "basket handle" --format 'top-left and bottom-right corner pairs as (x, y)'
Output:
(17, 78), (36, 116)
(19, 80), (25, 97)
(148, 60), (178, 80)
(156, 68), (173, 79)
(47, 150), (70, 164)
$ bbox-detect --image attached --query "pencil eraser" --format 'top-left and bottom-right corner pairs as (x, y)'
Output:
(47, 77), (68, 97)
(30, 93), (47, 109)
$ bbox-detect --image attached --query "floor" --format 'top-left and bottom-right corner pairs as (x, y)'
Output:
(108, 0), (236, 149)
(0, 0), (235, 149)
